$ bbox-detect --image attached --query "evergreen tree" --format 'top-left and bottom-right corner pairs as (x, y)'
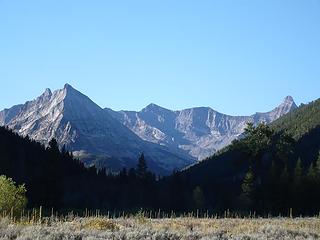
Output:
(44, 138), (62, 208)
(293, 158), (304, 212)
(265, 161), (278, 211)
(279, 165), (290, 212)
(314, 151), (320, 178)
(244, 122), (255, 136)
(307, 163), (316, 182)
(280, 165), (290, 185)
(136, 153), (148, 179)
(193, 186), (205, 209)
(294, 158), (303, 185)
(48, 138), (60, 154)
(241, 166), (255, 199)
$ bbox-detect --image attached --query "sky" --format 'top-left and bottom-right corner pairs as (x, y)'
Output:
(0, 0), (319, 115)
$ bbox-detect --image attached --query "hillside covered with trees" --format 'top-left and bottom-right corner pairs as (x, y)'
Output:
(0, 127), (157, 211)
(170, 123), (320, 215)
(271, 98), (320, 139)
(172, 98), (320, 215)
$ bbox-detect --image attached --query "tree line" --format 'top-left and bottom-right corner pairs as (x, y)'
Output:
(0, 123), (320, 216)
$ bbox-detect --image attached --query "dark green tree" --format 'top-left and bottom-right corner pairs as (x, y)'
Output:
(314, 151), (320, 178)
(294, 158), (303, 185)
(279, 165), (290, 212)
(241, 166), (255, 198)
(44, 138), (62, 208)
(136, 153), (148, 179)
(193, 186), (205, 210)
(48, 138), (60, 154)
(293, 158), (304, 212)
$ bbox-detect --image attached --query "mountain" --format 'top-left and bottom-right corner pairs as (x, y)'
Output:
(0, 104), (23, 125)
(0, 84), (195, 175)
(170, 97), (320, 214)
(107, 96), (297, 160)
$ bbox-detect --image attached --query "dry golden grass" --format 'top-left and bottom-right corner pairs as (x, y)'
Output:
(83, 217), (120, 231)
(0, 214), (320, 239)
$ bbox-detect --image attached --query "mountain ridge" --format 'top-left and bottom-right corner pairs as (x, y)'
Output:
(107, 96), (297, 160)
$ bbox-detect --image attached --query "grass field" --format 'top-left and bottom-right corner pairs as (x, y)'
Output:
(0, 214), (320, 240)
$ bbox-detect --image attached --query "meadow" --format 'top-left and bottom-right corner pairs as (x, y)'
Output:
(0, 211), (319, 240)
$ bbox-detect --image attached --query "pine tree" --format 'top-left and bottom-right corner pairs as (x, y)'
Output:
(294, 158), (303, 184)
(314, 151), (320, 178)
(307, 163), (316, 182)
(244, 122), (255, 136)
(280, 165), (290, 185)
(193, 186), (205, 209)
(293, 158), (304, 212)
(314, 152), (320, 212)
(136, 153), (148, 179)
(241, 166), (255, 198)
(265, 161), (278, 211)
(44, 138), (62, 208)
(279, 164), (290, 211)
(48, 138), (60, 154)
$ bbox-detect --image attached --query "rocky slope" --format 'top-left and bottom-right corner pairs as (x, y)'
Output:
(107, 96), (297, 160)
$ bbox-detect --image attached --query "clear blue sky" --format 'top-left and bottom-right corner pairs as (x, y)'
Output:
(0, 0), (319, 115)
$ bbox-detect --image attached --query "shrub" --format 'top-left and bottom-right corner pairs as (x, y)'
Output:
(84, 218), (120, 231)
(0, 175), (27, 216)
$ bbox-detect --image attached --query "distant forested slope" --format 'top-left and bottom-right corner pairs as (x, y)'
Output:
(271, 98), (320, 139)
(0, 126), (160, 211)
(174, 98), (320, 215)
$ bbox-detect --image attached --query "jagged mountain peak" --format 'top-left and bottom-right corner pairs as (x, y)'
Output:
(144, 103), (164, 110)
(281, 95), (297, 108)
(34, 84), (83, 107)
(36, 88), (52, 102)
(41, 84), (103, 114)
(142, 103), (173, 114)
(283, 95), (294, 103)
(272, 95), (298, 115)
(61, 83), (84, 97)
(64, 83), (74, 90)
(43, 88), (52, 96)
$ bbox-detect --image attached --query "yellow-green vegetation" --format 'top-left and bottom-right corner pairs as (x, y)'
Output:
(0, 214), (319, 239)
(84, 218), (120, 231)
(0, 175), (27, 216)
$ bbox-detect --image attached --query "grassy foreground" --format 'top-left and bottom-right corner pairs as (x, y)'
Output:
(0, 215), (320, 240)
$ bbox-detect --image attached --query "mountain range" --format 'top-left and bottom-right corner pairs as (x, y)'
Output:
(107, 96), (297, 160)
(0, 84), (297, 174)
